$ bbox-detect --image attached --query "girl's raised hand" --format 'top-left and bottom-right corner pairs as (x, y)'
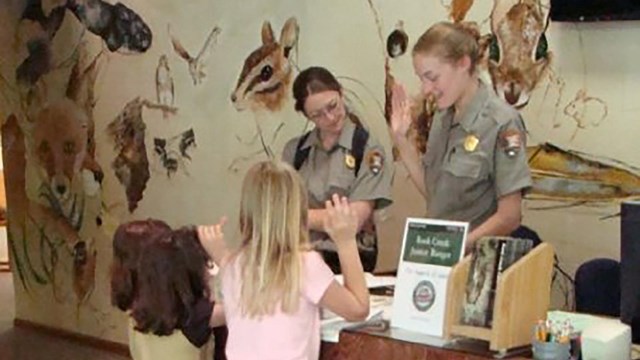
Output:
(197, 216), (228, 265)
(323, 194), (358, 247)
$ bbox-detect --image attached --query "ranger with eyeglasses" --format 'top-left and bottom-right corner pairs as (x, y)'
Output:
(282, 66), (394, 274)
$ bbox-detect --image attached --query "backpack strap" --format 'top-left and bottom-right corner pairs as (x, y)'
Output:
(293, 123), (369, 176)
(293, 131), (312, 171)
(351, 123), (369, 176)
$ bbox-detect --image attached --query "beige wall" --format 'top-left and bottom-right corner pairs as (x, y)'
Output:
(522, 20), (640, 307)
(1, 0), (638, 344)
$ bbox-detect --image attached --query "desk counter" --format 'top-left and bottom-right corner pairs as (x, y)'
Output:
(321, 323), (531, 359)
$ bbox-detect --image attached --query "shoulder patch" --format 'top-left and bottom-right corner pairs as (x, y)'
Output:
(499, 128), (524, 158)
(366, 149), (384, 175)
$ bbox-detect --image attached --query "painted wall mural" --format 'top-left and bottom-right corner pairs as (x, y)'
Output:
(1, 0), (156, 339)
(107, 98), (152, 213)
(231, 17), (299, 113)
(16, 0), (151, 91)
(169, 24), (222, 86)
(5, 40), (104, 302)
(486, 0), (551, 109)
(154, 54), (175, 118)
(527, 143), (640, 203)
(229, 17), (300, 163)
(0, 0), (638, 344)
(153, 128), (196, 177)
(481, 0), (633, 205)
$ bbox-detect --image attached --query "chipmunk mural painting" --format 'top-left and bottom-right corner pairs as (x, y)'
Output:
(228, 16), (299, 165)
(231, 17), (299, 113)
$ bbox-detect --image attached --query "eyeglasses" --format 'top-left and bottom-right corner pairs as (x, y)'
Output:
(307, 97), (341, 121)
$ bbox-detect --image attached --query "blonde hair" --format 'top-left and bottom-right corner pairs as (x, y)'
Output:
(412, 21), (480, 73)
(235, 160), (309, 318)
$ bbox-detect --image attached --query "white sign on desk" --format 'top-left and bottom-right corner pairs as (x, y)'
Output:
(391, 218), (467, 337)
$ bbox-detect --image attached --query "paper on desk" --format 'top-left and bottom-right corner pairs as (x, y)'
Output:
(546, 310), (603, 332)
(321, 295), (393, 343)
(334, 273), (396, 289)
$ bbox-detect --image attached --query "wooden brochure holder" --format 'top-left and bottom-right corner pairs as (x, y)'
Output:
(443, 243), (555, 352)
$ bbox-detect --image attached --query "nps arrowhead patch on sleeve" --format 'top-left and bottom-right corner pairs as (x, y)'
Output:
(366, 150), (384, 175)
(499, 128), (524, 158)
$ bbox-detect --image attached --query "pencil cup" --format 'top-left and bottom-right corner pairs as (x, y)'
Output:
(532, 341), (570, 360)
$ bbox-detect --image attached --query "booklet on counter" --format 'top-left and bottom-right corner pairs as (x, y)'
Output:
(391, 218), (468, 337)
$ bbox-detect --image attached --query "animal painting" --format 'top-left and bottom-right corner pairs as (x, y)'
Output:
(527, 143), (640, 203)
(231, 17), (299, 112)
(33, 98), (93, 203)
(29, 98), (103, 299)
(15, 0), (152, 89)
(3, 108), (97, 296)
(563, 88), (608, 130)
(65, 0), (152, 53)
(155, 54), (175, 117)
(107, 97), (176, 212)
(153, 128), (196, 177)
(486, 0), (551, 108)
(386, 21), (408, 58)
(15, 0), (66, 87)
(169, 24), (221, 86)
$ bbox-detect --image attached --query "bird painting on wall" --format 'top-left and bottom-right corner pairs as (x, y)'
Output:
(386, 20), (408, 58)
(155, 54), (175, 118)
(168, 24), (222, 86)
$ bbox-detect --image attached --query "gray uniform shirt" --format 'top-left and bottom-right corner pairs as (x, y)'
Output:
(282, 119), (393, 249)
(422, 81), (532, 230)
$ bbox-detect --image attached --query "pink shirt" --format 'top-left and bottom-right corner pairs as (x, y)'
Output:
(221, 251), (334, 360)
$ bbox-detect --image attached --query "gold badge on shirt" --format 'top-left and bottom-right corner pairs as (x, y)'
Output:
(464, 135), (479, 152)
(345, 153), (356, 169)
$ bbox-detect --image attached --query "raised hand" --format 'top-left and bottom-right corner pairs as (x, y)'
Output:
(323, 194), (359, 248)
(197, 216), (228, 265)
(391, 83), (413, 139)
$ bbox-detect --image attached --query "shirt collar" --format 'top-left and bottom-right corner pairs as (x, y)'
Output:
(456, 80), (490, 133)
(300, 116), (356, 151)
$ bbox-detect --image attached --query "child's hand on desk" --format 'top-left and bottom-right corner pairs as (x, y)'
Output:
(324, 194), (358, 248)
(198, 217), (229, 266)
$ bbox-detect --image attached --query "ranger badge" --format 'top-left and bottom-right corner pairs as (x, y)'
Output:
(464, 135), (479, 152)
(345, 153), (356, 169)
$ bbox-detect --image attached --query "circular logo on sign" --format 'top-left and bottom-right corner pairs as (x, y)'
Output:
(412, 280), (436, 312)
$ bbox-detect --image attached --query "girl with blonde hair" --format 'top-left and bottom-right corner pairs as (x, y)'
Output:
(198, 160), (369, 360)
